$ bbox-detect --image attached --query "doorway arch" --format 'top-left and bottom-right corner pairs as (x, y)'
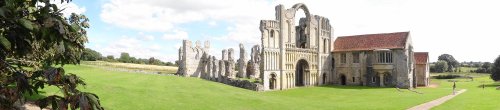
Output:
(295, 59), (309, 86)
(340, 74), (347, 85)
(322, 73), (327, 84)
(269, 73), (277, 90)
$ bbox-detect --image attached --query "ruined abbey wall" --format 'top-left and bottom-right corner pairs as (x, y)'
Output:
(177, 40), (264, 91)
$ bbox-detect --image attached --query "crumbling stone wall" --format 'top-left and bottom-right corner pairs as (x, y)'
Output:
(177, 40), (264, 91)
(176, 40), (210, 77)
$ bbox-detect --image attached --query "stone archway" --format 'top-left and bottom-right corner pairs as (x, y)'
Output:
(269, 73), (277, 90)
(295, 59), (309, 86)
(290, 3), (311, 21)
(322, 73), (327, 84)
(288, 3), (312, 49)
(340, 74), (347, 85)
(384, 72), (392, 86)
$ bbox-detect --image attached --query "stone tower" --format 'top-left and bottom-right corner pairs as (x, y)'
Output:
(260, 3), (333, 90)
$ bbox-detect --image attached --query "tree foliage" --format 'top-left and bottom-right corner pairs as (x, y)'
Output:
(0, 0), (103, 109)
(81, 48), (102, 61)
(118, 52), (131, 63)
(438, 54), (459, 72)
(491, 56), (500, 81)
(475, 62), (492, 73)
(432, 60), (448, 73)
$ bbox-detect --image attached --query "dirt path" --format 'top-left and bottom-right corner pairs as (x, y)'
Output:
(407, 89), (467, 110)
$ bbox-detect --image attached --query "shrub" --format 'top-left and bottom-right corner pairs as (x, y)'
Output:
(434, 74), (461, 79)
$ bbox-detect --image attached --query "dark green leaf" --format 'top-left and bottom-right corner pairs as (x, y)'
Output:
(0, 8), (5, 17)
(19, 18), (34, 30)
(0, 35), (11, 50)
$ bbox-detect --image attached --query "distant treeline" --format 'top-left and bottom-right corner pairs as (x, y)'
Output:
(81, 48), (177, 66)
(429, 54), (493, 73)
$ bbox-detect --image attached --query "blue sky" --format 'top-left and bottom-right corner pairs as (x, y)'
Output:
(63, 0), (500, 62)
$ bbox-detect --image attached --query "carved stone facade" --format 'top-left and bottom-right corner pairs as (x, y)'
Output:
(260, 3), (333, 90)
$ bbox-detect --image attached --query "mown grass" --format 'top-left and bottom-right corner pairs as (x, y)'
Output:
(432, 76), (500, 110)
(33, 65), (447, 109)
(31, 65), (499, 109)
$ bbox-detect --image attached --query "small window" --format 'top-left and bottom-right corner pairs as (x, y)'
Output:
(353, 52), (360, 63)
(352, 77), (356, 82)
(341, 53), (347, 63)
(372, 77), (376, 83)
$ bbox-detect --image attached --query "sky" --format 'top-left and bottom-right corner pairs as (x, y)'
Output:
(59, 0), (500, 63)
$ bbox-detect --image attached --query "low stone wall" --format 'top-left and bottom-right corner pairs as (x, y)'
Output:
(204, 77), (263, 91)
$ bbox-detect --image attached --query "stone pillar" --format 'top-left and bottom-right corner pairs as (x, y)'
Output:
(212, 56), (218, 81)
(237, 43), (247, 78)
(222, 49), (228, 61)
(379, 73), (385, 87)
(227, 48), (236, 78)
(207, 55), (213, 79)
(218, 60), (226, 82)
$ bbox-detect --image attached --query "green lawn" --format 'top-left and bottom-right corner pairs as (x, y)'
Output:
(32, 65), (499, 109)
(432, 75), (500, 110)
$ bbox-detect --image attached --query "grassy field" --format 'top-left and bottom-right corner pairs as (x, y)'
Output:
(32, 65), (500, 109)
(432, 75), (500, 110)
(81, 61), (178, 74)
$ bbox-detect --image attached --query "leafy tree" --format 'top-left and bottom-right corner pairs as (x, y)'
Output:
(474, 62), (493, 73)
(491, 56), (500, 81)
(0, 0), (103, 109)
(165, 62), (175, 66)
(118, 52), (131, 63)
(104, 55), (117, 62)
(482, 62), (492, 70)
(438, 54), (459, 72)
(130, 57), (137, 63)
(81, 48), (102, 61)
(434, 60), (448, 73)
(148, 57), (157, 65)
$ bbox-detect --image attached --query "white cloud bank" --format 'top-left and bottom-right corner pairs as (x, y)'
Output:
(99, 0), (500, 62)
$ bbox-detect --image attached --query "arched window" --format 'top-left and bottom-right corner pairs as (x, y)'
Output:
(323, 39), (327, 53)
(270, 30), (274, 38)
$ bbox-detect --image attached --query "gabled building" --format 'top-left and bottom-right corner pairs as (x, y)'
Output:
(414, 52), (430, 87)
(332, 32), (416, 88)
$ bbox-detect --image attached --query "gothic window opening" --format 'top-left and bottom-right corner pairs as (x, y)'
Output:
(270, 30), (274, 38)
(323, 39), (327, 53)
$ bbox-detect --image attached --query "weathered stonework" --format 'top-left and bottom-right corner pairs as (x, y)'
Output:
(176, 40), (210, 77)
(247, 45), (261, 79)
(237, 43), (247, 78)
(226, 48), (236, 78)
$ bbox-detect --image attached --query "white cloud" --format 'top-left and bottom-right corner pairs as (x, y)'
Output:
(162, 30), (189, 40)
(53, 1), (86, 17)
(97, 0), (500, 62)
(95, 36), (175, 62)
(137, 32), (155, 41)
(208, 21), (217, 26)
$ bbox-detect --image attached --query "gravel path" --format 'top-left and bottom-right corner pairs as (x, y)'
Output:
(407, 89), (467, 110)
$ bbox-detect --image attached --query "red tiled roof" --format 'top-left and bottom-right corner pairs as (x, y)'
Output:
(333, 32), (409, 52)
(414, 52), (429, 64)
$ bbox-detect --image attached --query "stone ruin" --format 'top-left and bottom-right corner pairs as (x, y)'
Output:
(236, 44), (247, 78)
(247, 45), (261, 79)
(177, 40), (263, 91)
